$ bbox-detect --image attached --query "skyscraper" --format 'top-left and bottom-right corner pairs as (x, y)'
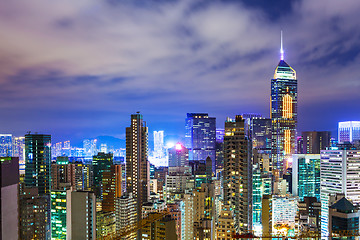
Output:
(1, 156), (19, 239)
(338, 121), (360, 143)
(24, 133), (51, 238)
(25, 134), (51, 195)
(300, 131), (331, 154)
(223, 115), (250, 233)
(271, 34), (297, 176)
(292, 154), (320, 201)
(153, 130), (165, 159)
(168, 143), (189, 167)
(13, 136), (25, 174)
(0, 134), (12, 157)
(126, 113), (150, 230)
(320, 149), (360, 236)
(185, 113), (216, 172)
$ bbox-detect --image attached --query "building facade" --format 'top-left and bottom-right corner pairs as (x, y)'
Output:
(223, 115), (251, 233)
(338, 121), (360, 143)
(185, 113), (216, 173)
(271, 51), (297, 176)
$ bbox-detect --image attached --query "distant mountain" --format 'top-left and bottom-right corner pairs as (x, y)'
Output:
(95, 135), (126, 149)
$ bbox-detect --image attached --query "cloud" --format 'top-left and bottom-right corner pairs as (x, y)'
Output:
(0, 0), (360, 141)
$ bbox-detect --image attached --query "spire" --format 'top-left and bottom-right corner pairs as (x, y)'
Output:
(280, 30), (284, 60)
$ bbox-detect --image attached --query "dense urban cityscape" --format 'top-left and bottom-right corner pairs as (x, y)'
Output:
(2, 39), (360, 239)
(1, 1), (360, 240)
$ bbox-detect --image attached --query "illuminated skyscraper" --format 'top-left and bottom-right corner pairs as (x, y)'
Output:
(185, 113), (216, 172)
(271, 33), (297, 176)
(338, 121), (360, 143)
(153, 130), (165, 159)
(223, 115), (251, 233)
(25, 133), (52, 238)
(13, 136), (25, 174)
(168, 143), (189, 167)
(126, 113), (150, 232)
(0, 134), (12, 157)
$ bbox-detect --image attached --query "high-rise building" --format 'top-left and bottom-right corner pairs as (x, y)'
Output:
(96, 211), (116, 239)
(102, 164), (122, 212)
(338, 121), (360, 143)
(66, 190), (96, 240)
(180, 193), (194, 240)
(19, 187), (48, 240)
(24, 134), (51, 238)
(292, 154), (320, 201)
(50, 190), (67, 239)
(0, 134), (12, 157)
(300, 131), (331, 154)
(141, 213), (178, 240)
(297, 196), (321, 233)
(271, 35), (297, 176)
(13, 136), (25, 173)
(52, 157), (76, 190)
(320, 149), (360, 236)
(92, 152), (113, 198)
(168, 143), (189, 167)
(115, 194), (137, 240)
(126, 113), (150, 232)
(185, 113), (216, 172)
(153, 130), (165, 159)
(1, 157), (19, 239)
(25, 134), (51, 195)
(215, 205), (236, 240)
(223, 115), (251, 233)
(272, 195), (298, 236)
(328, 195), (360, 236)
(250, 118), (272, 151)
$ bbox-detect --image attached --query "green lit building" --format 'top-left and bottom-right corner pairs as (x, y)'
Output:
(51, 190), (67, 239)
(292, 154), (320, 201)
(92, 152), (113, 198)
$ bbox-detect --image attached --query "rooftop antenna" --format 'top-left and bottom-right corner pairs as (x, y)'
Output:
(280, 30), (284, 61)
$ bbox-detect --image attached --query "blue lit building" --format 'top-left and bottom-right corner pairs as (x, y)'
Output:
(271, 37), (297, 177)
(185, 113), (216, 173)
(0, 134), (12, 157)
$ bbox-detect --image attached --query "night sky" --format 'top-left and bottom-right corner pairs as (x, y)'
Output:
(1, 0), (360, 145)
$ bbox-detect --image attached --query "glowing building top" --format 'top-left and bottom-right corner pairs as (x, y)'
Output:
(274, 32), (296, 80)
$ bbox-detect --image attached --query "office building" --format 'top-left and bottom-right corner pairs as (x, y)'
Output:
(272, 195), (298, 236)
(102, 164), (122, 212)
(271, 36), (297, 176)
(51, 190), (67, 239)
(1, 157), (19, 239)
(19, 187), (48, 240)
(126, 113), (150, 233)
(25, 134), (51, 195)
(185, 113), (216, 172)
(92, 152), (113, 198)
(329, 196), (360, 236)
(66, 190), (96, 240)
(13, 136), (25, 173)
(168, 143), (189, 167)
(0, 134), (12, 157)
(300, 131), (331, 154)
(223, 115), (250, 233)
(250, 117), (272, 151)
(96, 211), (116, 239)
(52, 157), (76, 190)
(292, 154), (320, 201)
(153, 130), (165, 159)
(338, 121), (360, 143)
(297, 197), (321, 232)
(320, 149), (360, 236)
(141, 213), (178, 240)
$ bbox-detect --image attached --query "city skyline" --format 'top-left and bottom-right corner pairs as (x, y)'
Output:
(1, 0), (360, 143)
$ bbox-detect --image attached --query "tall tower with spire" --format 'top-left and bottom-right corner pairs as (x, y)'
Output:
(270, 32), (297, 179)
